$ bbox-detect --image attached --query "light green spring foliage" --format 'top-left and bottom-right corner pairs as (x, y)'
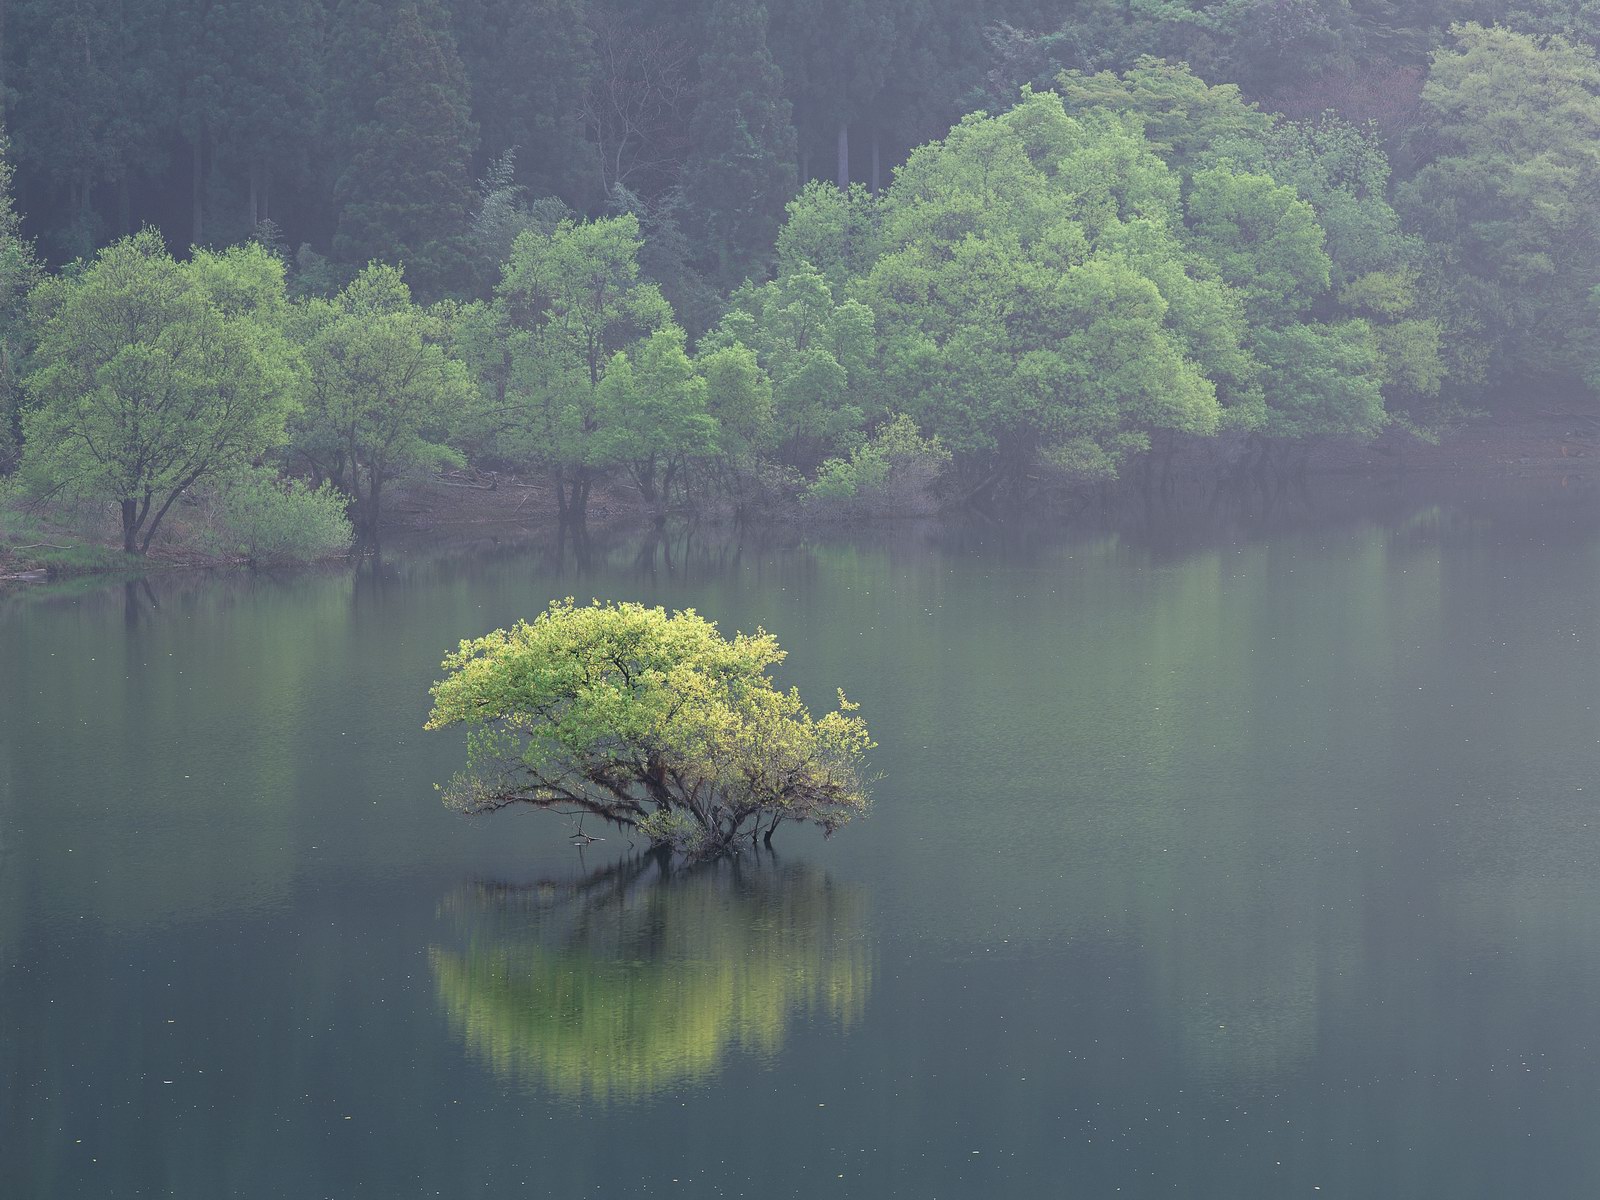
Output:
(1048, 60), (1415, 431)
(21, 231), (300, 553)
(1221, 115), (1410, 286)
(1400, 23), (1600, 380)
(291, 262), (471, 530)
(807, 413), (952, 513)
(708, 264), (877, 464)
(745, 63), (1446, 461)
(425, 600), (873, 857)
(855, 91), (1227, 479)
(478, 214), (785, 510)
(1185, 166), (1330, 318)
(1056, 55), (1273, 171)
(203, 466), (354, 564)
(697, 341), (774, 462)
(1215, 113), (1447, 405)
(774, 181), (881, 294)
(1251, 321), (1387, 442)
(0, 134), (41, 471)
(594, 325), (718, 501)
(488, 215), (672, 503)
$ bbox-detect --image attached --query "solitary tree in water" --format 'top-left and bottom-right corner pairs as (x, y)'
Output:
(425, 600), (873, 857)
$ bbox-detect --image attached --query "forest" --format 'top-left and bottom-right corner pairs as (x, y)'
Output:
(2, 0), (1599, 558)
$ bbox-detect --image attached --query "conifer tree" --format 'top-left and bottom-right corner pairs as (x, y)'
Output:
(454, 0), (595, 205)
(334, 1), (480, 299)
(682, 1), (797, 288)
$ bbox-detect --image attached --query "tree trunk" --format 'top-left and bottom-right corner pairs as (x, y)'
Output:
(870, 128), (880, 195)
(662, 458), (678, 508)
(836, 121), (849, 189)
(366, 470), (383, 534)
(121, 499), (139, 553)
(191, 132), (205, 246)
(248, 160), (259, 229)
(141, 486), (187, 554)
(635, 458), (657, 504)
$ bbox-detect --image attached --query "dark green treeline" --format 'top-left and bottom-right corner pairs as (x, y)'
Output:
(5, 1), (1596, 300)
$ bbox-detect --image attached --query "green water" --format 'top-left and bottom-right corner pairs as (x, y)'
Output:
(3, 484), (1598, 1197)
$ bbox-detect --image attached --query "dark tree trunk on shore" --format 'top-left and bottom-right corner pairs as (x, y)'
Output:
(121, 499), (140, 553)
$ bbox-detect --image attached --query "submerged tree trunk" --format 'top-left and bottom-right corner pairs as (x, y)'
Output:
(557, 470), (591, 527)
(836, 121), (849, 189)
(870, 129), (880, 195)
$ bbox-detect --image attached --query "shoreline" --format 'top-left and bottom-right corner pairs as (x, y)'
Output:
(4, 411), (1594, 589)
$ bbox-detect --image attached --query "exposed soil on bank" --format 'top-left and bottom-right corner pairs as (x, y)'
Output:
(378, 472), (635, 532)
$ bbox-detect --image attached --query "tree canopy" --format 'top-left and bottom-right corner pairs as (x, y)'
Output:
(291, 263), (472, 532)
(1399, 23), (1600, 381)
(425, 599), (874, 857)
(20, 231), (300, 552)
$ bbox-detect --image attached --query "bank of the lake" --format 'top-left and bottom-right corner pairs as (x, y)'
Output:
(3, 408), (1595, 589)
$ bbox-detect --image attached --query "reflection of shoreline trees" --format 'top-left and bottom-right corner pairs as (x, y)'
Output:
(430, 854), (870, 1100)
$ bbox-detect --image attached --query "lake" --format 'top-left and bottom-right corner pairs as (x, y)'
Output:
(3, 479), (1598, 1198)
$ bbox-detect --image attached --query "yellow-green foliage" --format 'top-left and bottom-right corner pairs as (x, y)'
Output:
(430, 863), (870, 1100)
(426, 599), (873, 855)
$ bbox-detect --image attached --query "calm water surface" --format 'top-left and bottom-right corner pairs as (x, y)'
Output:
(3, 483), (1599, 1198)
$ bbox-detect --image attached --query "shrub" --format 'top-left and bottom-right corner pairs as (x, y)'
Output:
(804, 414), (951, 515)
(204, 469), (354, 564)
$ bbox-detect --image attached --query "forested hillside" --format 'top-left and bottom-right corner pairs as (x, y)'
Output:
(2, 1), (1599, 556)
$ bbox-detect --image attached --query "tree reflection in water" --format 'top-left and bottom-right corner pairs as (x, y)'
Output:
(430, 853), (870, 1101)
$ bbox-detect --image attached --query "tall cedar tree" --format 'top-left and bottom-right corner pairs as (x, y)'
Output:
(770, 0), (924, 187)
(204, 0), (323, 241)
(174, 0), (323, 248)
(683, 2), (797, 288)
(454, 0), (596, 206)
(5, 0), (167, 257)
(334, 1), (479, 299)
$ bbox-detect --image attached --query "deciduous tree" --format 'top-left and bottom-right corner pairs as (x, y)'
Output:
(292, 263), (472, 534)
(426, 599), (874, 858)
(21, 232), (300, 553)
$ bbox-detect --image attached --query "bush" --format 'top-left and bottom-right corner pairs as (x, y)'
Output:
(426, 599), (874, 858)
(204, 469), (354, 564)
(804, 414), (951, 516)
